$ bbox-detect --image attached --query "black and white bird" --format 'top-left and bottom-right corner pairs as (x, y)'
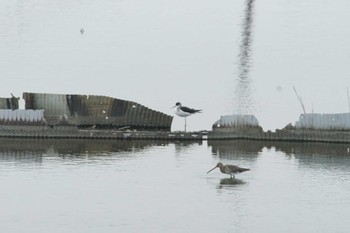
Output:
(172, 102), (201, 132)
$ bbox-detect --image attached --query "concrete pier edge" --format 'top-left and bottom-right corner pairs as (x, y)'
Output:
(1, 125), (350, 143)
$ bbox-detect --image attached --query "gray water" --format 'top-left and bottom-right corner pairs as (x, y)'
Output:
(1, 139), (350, 233)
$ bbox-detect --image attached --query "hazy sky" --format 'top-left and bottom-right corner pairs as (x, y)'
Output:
(1, 0), (350, 131)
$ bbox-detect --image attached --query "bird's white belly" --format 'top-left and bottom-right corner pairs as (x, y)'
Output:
(175, 110), (191, 117)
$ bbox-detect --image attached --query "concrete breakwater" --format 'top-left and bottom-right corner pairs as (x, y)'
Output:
(209, 127), (350, 143)
(1, 123), (350, 143)
(0, 125), (207, 140)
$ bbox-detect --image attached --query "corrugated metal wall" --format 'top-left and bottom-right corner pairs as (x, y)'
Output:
(0, 95), (19, 110)
(295, 113), (350, 130)
(23, 92), (173, 130)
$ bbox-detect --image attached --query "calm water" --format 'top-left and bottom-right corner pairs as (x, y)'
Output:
(1, 139), (350, 233)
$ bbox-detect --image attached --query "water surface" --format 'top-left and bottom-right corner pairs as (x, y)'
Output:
(1, 139), (350, 233)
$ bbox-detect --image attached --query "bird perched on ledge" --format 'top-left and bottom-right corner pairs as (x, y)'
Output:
(172, 102), (201, 132)
(207, 162), (250, 178)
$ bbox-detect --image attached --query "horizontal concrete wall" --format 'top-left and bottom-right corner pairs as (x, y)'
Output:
(209, 128), (350, 143)
(0, 125), (205, 140)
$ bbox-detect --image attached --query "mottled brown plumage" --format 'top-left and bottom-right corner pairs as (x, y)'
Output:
(207, 162), (249, 178)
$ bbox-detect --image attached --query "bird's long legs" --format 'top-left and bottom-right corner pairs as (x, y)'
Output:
(184, 117), (187, 132)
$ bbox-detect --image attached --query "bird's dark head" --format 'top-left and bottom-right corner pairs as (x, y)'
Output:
(172, 102), (182, 109)
(216, 162), (223, 168)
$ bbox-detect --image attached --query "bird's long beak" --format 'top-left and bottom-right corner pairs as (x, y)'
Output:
(171, 105), (176, 109)
(207, 166), (218, 174)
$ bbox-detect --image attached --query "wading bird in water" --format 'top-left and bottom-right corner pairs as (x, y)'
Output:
(172, 102), (201, 132)
(207, 162), (250, 178)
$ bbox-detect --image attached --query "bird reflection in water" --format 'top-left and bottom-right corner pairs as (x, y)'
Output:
(220, 178), (245, 186)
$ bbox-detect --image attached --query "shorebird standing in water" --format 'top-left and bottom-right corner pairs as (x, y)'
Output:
(172, 102), (201, 132)
(207, 162), (250, 178)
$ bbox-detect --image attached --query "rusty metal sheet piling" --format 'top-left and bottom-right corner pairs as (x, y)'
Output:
(22, 92), (173, 130)
(0, 95), (19, 110)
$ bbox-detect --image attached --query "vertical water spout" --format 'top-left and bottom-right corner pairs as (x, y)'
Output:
(234, 0), (255, 115)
